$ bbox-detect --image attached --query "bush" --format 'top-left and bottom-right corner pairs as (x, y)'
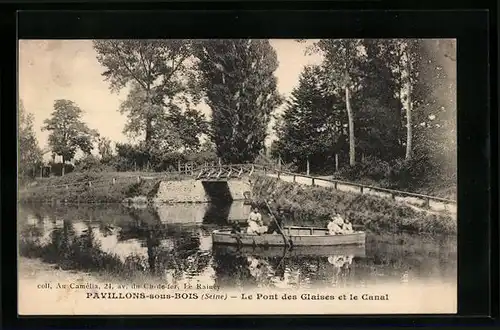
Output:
(335, 156), (392, 182)
(48, 162), (75, 176)
(74, 155), (114, 173)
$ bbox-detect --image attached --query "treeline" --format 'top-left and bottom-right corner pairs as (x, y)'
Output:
(272, 39), (456, 194)
(19, 39), (282, 181)
(19, 39), (456, 196)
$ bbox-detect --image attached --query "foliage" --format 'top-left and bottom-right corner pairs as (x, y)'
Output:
(107, 142), (218, 172)
(74, 154), (114, 173)
(96, 136), (114, 162)
(272, 65), (346, 172)
(271, 39), (456, 193)
(94, 40), (208, 152)
(311, 39), (365, 166)
(42, 99), (98, 164)
(18, 99), (42, 179)
(193, 39), (283, 163)
(354, 39), (404, 160)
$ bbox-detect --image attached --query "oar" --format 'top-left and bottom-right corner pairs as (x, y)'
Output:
(264, 200), (291, 249)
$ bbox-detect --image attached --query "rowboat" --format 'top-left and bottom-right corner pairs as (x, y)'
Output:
(211, 226), (366, 247)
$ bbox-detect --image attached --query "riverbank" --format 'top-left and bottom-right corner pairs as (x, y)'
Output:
(251, 176), (456, 235)
(18, 171), (188, 204)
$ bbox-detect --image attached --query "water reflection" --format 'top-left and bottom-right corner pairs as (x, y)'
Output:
(18, 203), (457, 289)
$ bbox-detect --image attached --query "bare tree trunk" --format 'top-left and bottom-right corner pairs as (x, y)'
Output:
(306, 156), (310, 176)
(145, 86), (154, 146)
(405, 57), (413, 160)
(61, 156), (65, 176)
(345, 86), (356, 166)
(335, 153), (339, 172)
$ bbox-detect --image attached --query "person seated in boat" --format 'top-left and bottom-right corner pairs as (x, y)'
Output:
(327, 214), (345, 235)
(341, 218), (354, 234)
(247, 206), (268, 235)
(230, 220), (242, 234)
(267, 207), (285, 234)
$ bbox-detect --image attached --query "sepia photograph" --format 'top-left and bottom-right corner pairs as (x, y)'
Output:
(17, 38), (457, 315)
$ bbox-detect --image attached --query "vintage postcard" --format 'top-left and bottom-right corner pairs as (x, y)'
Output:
(17, 39), (457, 315)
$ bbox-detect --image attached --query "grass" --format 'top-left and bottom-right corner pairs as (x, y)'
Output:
(18, 171), (191, 204)
(251, 175), (456, 235)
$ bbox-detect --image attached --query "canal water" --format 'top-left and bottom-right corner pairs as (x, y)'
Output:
(18, 202), (457, 290)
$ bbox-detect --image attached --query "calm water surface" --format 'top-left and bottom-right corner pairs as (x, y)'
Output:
(18, 202), (457, 290)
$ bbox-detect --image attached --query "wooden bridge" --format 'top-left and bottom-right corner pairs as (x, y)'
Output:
(196, 164), (256, 180)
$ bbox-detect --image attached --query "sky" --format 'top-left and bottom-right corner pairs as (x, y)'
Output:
(18, 39), (323, 159)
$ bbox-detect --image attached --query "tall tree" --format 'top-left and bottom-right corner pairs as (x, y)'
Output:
(193, 39), (282, 163)
(310, 39), (364, 166)
(42, 99), (97, 175)
(18, 99), (42, 179)
(355, 39), (404, 160)
(273, 65), (346, 172)
(93, 40), (195, 145)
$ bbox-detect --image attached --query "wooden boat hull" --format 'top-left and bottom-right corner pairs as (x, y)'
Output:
(212, 244), (366, 258)
(212, 226), (366, 247)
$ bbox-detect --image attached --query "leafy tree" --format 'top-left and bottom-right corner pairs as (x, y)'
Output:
(193, 39), (282, 163)
(166, 106), (209, 152)
(310, 39), (365, 166)
(273, 65), (346, 172)
(93, 40), (197, 145)
(19, 99), (42, 179)
(96, 135), (114, 161)
(119, 82), (183, 151)
(42, 99), (97, 175)
(355, 39), (405, 161)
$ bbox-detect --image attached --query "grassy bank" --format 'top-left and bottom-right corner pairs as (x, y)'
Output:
(251, 175), (456, 235)
(18, 171), (189, 204)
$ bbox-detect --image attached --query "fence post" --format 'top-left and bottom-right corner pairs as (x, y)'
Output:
(88, 181), (92, 188)
(311, 178), (315, 186)
(391, 193), (395, 200)
(334, 182), (338, 190)
(277, 171), (280, 179)
(112, 178), (116, 185)
(360, 186), (364, 194)
(425, 198), (430, 208)
(137, 176), (141, 184)
(293, 175), (296, 183)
